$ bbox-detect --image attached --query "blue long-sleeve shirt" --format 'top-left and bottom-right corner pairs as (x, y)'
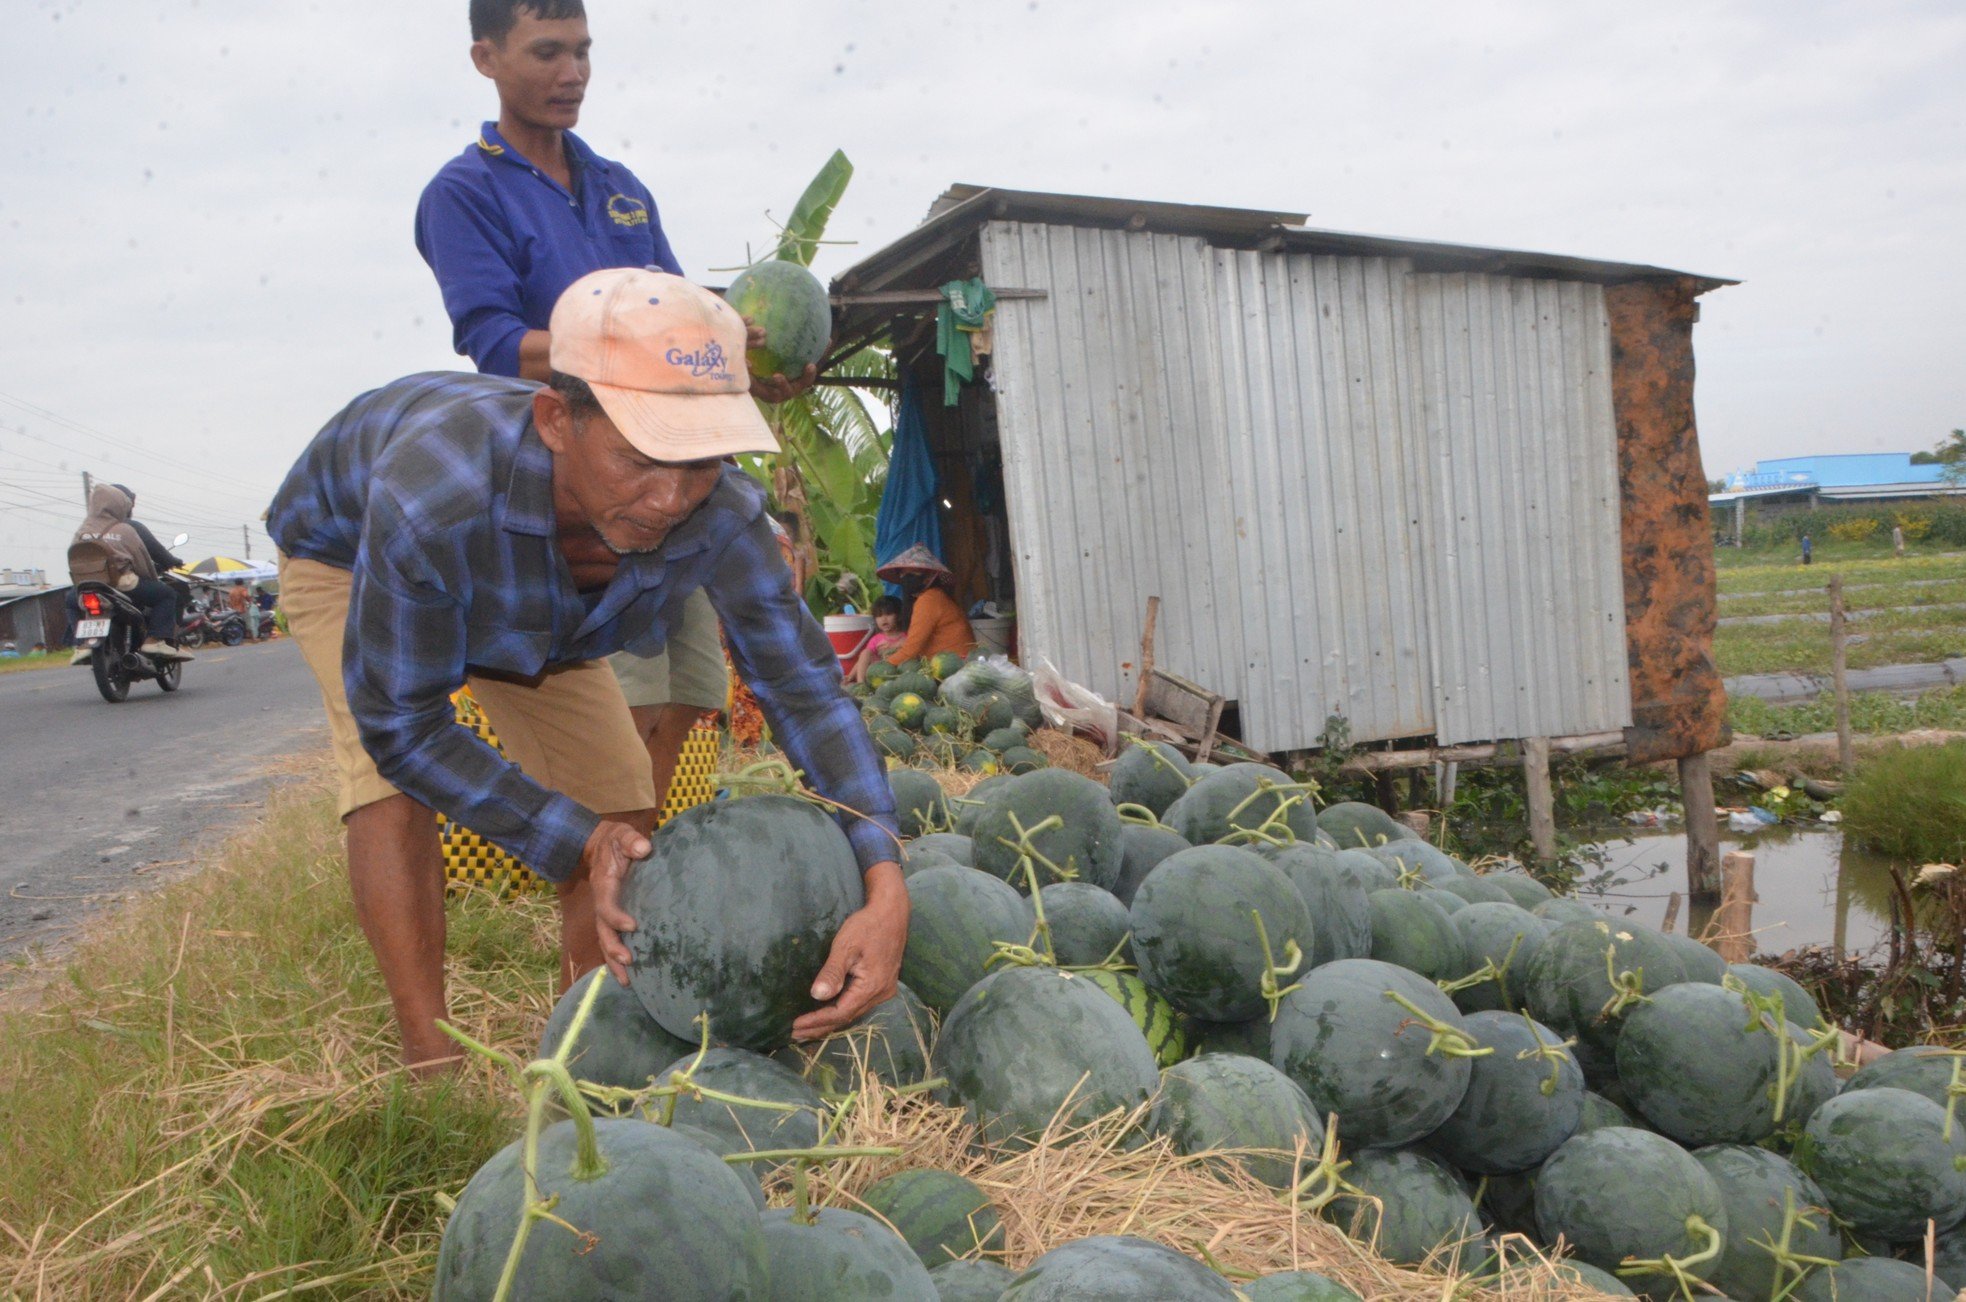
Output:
(414, 123), (683, 377)
(266, 372), (898, 881)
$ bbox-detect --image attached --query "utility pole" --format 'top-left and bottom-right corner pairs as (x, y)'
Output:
(81, 470), (92, 508)
(242, 524), (251, 561)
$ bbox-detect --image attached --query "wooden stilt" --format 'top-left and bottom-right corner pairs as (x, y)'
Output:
(1714, 851), (1758, 963)
(1679, 750), (1721, 903)
(1522, 737), (1556, 864)
(1829, 575), (1853, 774)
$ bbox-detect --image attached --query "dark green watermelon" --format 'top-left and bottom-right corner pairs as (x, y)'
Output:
(665, 1122), (766, 1209)
(539, 969), (695, 1107)
(758, 1206), (937, 1301)
(434, 1119), (768, 1299)
(891, 769), (951, 838)
(932, 966), (1159, 1146)
(1531, 895), (1599, 925)
(1792, 1086), (1966, 1241)
(1576, 1090), (1635, 1133)
(1427, 1010), (1584, 1175)
(999, 745), (1047, 773)
(624, 794), (863, 1051)
(1448, 902), (1549, 1013)
(857, 1168), (1003, 1267)
(1935, 1219), (1966, 1292)
(1659, 932), (1728, 985)
(1520, 918), (1688, 1059)
(1502, 1260), (1634, 1296)
(1267, 843), (1373, 967)
(951, 775), (1013, 836)
(659, 1047), (825, 1153)
(1433, 874), (1516, 908)
(981, 726), (1027, 754)
(1358, 840), (1465, 885)
(1185, 1013), (1271, 1062)
(1534, 1127), (1728, 1286)
(1326, 1146), (1481, 1268)
(910, 832), (975, 866)
(999, 1235), (1237, 1300)
(1486, 871), (1556, 910)
(1109, 739), (1195, 817)
(901, 865), (1032, 1014)
(1078, 968), (1189, 1067)
(1844, 1044), (1960, 1108)
(971, 770), (1124, 892)
(774, 983), (933, 1094)
(1130, 845), (1315, 1022)
(1793, 1257), (1933, 1302)
(1163, 763), (1318, 846)
(1692, 1144), (1842, 1302)
(1241, 1270), (1364, 1300)
(1616, 982), (1785, 1147)
(1150, 1052), (1323, 1189)
(1366, 888), (1468, 983)
(1315, 801), (1414, 849)
(1727, 963), (1830, 1031)
(901, 845), (963, 878)
(1038, 882), (1133, 967)
(1110, 823), (1191, 906)
(1418, 887), (1467, 915)
(1269, 959), (1474, 1149)
(927, 1259), (1017, 1301)
(1334, 848), (1397, 892)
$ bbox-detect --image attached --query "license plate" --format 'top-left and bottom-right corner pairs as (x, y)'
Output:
(75, 618), (110, 640)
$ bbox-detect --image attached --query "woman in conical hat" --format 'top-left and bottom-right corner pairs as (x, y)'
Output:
(875, 545), (975, 665)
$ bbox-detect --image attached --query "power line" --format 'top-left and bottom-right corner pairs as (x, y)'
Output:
(0, 389), (274, 495)
(0, 424), (277, 509)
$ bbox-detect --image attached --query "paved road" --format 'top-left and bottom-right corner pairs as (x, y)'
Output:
(0, 640), (329, 960)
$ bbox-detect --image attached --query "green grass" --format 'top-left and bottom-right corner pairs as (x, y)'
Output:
(0, 762), (546, 1298)
(1727, 685), (1966, 739)
(1713, 548), (1965, 589)
(1719, 577), (1966, 619)
(0, 650), (66, 675)
(1840, 741), (1966, 864)
(1714, 608), (1966, 678)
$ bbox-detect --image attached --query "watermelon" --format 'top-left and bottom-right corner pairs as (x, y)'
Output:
(900, 865), (1032, 1014)
(1502, 1260), (1634, 1296)
(951, 775), (1013, 836)
(893, 671), (938, 699)
(1691, 1144), (1842, 1302)
(891, 692), (930, 731)
(890, 769), (950, 838)
(972, 694), (1018, 734)
(955, 747), (1001, 775)
(900, 845), (962, 877)
(1366, 888), (1468, 983)
(1315, 801), (1414, 848)
(538, 969), (695, 1106)
(1334, 848), (1397, 892)
(873, 728), (919, 761)
(927, 1259), (1017, 1301)
(434, 1118), (768, 1299)
(1531, 897), (1597, 926)
(1186, 1013), (1270, 1062)
(1327, 1146), (1481, 1267)
(1418, 887), (1467, 916)
(1728, 962), (1830, 1031)
(1577, 1090), (1635, 1133)
(1109, 823), (1191, 906)
(1520, 919), (1688, 1060)
(723, 258), (831, 380)
(774, 982), (933, 1093)
(1241, 1271), (1364, 1301)
(659, 1047), (825, 1153)
(1269, 959), (1475, 1149)
(981, 726), (1027, 754)
(927, 650), (966, 680)
(1793, 1257), (1933, 1302)
(1150, 1052), (1324, 1188)
(866, 659), (900, 690)
(971, 770), (1124, 892)
(1267, 843), (1373, 968)
(1659, 932), (1728, 985)
(1486, 871), (1556, 910)
(624, 795), (863, 1051)
(1078, 968), (1189, 1067)
(758, 1205), (937, 1301)
(1358, 839), (1465, 885)
(932, 965), (1159, 1146)
(999, 745), (1047, 773)
(1534, 1128), (1729, 1287)
(1615, 982), (1786, 1147)
(1038, 882), (1133, 966)
(999, 1236), (1237, 1300)
(924, 706), (964, 736)
(1130, 846), (1315, 1022)
(1163, 763), (1318, 845)
(1844, 1044), (1962, 1108)
(1448, 902), (1549, 1013)
(910, 831), (974, 866)
(1426, 1010), (1584, 1175)
(857, 1168), (1003, 1267)
(665, 1122), (767, 1209)
(1433, 874), (1515, 908)
(1108, 740), (1194, 817)
(1792, 1086), (1966, 1240)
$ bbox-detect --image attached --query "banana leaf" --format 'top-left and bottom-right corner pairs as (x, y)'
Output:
(773, 149), (853, 266)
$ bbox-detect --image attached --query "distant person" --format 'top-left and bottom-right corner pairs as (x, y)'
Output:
(845, 595), (907, 684)
(878, 546), (977, 665)
(228, 579), (259, 639)
(413, 0), (814, 814)
(1800, 534), (1813, 566)
(65, 483), (193, 665)
(1893, 524), (1905, 558)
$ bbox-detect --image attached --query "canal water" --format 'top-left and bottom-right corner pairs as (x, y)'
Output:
(1574, 826), (1905, 958)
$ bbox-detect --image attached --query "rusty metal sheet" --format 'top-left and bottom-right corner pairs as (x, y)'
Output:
(1609, 278), (1729, 764)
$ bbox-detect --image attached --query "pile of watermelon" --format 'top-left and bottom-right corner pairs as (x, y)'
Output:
(853, 650), (1049, 775)
(436, 743), (1966, 1301)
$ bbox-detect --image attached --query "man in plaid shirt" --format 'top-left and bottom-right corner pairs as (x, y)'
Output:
(268, 269), (903, 1073)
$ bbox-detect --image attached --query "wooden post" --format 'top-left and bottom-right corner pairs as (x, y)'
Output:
(1522, 737), (1556, 864)
(1133, 596), (1160, 719)
(1714, 851), (1758, 963)
(1662, 891), (1683, 936)
(1679, 750), (1721, 903)
(1829, 575), (1852, 773)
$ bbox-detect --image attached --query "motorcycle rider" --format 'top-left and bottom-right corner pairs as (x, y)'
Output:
(67, 483), (194, 664)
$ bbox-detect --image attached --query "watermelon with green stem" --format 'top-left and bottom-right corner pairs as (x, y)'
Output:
(1791, 1086), (1966, 1241)
(1163, 763), (1318, 846)
(999, 1236), (1237, 1300)
(538, 969), (695, 1108)
(1038, 882), (1132, 967)
(900, 865), (1032, 1014)
(1519, 918), (1688, 1061)
(1109, 823), (1191, 906)
(1844, 1043), (1965, 1108)
(1266, 842), (1373, 968)
(970, 769), (1124, 892)
(1129, 845), (1314, 1022)
(1727, 962), (1830, 1031)
(1326, 1146), (1482, 1268)
(1149, 1052), (1324, 1189)
(889, 768), (950, 838)
(1615, 982), (1789, 1147)
(1366, 887), (1469, 983)
(656, 1047), (826, 1154)
(1534, 1127), (1729, 1294)
(1426, 1010), (1585, 1175)
(1691, 1144), (1842, 1302)
(1447, 902), (1548, 1014)
(1108, 738), (1194, 818)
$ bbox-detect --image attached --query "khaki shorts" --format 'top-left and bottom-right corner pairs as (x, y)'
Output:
(608, 587), (730, 710)
(280, 555), (657, 820)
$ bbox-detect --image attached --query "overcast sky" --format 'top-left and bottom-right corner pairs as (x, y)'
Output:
(2, 0), (1961, 573)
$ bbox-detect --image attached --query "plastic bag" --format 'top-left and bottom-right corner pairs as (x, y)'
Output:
(1029, 658), (1119, 751)
(940, 653), (1042, 728)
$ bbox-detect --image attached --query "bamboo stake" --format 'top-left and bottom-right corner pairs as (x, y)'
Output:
(1829, 575), (1852, 773)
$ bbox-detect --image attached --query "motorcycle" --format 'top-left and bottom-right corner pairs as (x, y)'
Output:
(71, 535), (193, 703)
(176, 604), (217, 650)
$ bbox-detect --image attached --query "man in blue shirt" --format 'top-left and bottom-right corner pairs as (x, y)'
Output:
(269, 271), (901, 1073)
(415, 0), (817, 830)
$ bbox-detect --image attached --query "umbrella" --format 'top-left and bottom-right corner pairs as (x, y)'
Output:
(185, 556), (254, 575)
(875, 543), (953, 584)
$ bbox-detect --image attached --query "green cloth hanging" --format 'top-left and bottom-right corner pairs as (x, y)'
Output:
(936, 277), (996, 406)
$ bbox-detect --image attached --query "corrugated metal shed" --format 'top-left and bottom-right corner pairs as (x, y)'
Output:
(836, 186), (1730, 755)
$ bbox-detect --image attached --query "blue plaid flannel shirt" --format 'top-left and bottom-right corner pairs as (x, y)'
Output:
(267, 371), (898, 882)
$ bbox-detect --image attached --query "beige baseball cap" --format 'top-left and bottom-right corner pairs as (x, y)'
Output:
(548, 268), (779, 461)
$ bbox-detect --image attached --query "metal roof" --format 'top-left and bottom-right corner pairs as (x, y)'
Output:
(1745, 453), (1950, 489)
(833, 184), (1737, 300)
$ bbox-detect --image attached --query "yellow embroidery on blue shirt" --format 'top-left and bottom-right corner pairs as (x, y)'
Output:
(608, 194), (650, 228)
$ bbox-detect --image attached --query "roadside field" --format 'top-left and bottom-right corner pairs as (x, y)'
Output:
(1713, 547), (1966, 679)
(0, 651), (64, 675)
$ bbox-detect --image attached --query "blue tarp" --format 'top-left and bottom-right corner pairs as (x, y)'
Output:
(874, 375), (943, 597)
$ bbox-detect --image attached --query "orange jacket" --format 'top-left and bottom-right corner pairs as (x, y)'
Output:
(884, 586), (977, 664)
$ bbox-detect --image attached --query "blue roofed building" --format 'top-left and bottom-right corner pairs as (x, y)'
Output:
(1711, 452), (1963, 508)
